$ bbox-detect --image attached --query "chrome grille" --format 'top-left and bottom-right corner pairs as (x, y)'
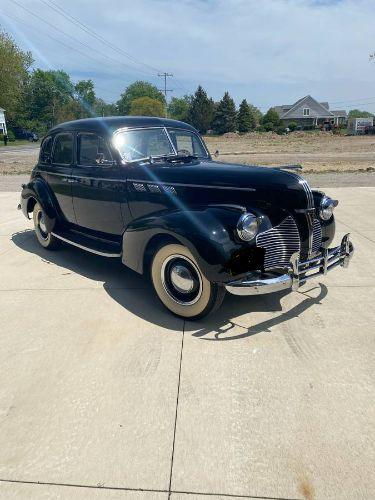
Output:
(312, 217), (322, 253)
(256, 216), (301, 270)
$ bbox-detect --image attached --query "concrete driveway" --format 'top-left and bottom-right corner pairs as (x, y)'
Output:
(0, 188), (374, 500)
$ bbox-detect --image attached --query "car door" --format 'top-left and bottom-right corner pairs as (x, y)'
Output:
(46, 132), (76, 223)
(71, 132), (125, 235)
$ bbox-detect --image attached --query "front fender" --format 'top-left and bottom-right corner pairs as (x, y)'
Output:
(20, 176), (58, 232)
(122, 207), (265, 283)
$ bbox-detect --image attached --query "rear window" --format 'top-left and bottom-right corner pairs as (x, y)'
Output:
(52, 133), (73, 165)
(40, 136), (52, 164)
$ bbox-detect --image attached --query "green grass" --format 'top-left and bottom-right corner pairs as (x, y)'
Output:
(0, 140), (35, 148)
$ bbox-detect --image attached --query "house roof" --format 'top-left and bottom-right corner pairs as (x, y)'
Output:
(331, 110), (347, 117)
(282, 95), (334, 118)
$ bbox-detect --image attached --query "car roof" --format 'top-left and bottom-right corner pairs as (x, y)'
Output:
(49, 116), (198, 136)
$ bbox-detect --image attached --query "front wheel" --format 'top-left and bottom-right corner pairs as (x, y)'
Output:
(151, 243), (225, 319)
(33, 202), (59, 250)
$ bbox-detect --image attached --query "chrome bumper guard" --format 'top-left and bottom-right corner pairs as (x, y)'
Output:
(225, 233), (354, 296)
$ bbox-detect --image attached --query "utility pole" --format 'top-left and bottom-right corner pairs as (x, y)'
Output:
(158, 72), (173, 117)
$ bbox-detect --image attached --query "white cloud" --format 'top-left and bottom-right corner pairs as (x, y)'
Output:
(1, 0), (375, 110)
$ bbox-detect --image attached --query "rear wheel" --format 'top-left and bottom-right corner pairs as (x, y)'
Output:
(151, 243), (225, 319)
(33, 202), (59, 249)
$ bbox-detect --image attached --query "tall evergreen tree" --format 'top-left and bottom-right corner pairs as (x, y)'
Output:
(187, 86), (214, 134)
(237, 99), (256, 132)
(212, 92), (237, 135)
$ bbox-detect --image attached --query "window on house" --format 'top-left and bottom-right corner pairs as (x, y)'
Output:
(303, 108), (310, 116)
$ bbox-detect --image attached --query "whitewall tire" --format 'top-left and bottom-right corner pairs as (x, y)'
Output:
(151, 243), (225, 319)
(33, 202), (59, 250)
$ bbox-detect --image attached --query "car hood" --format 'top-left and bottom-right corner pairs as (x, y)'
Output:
(129, 159), (313, 211)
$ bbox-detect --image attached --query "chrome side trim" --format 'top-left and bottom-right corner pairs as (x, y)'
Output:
(51, 232), (122, 258)
(127, 179), (256, 192)
(37, 171), (257, 191)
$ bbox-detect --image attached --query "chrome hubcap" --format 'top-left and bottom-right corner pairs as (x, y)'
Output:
(161, 254), (203, 305)
(170, 264), (195, 293)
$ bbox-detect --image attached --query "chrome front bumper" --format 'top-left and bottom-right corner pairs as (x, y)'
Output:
(225, 233), (354, 296)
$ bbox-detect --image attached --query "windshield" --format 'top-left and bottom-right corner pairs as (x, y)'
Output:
(113, 127), (209, 162)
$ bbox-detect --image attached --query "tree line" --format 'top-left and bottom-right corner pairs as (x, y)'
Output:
(1, 30), (373, 138)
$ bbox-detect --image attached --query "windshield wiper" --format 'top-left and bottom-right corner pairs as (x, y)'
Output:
(159, 154), (198, 163)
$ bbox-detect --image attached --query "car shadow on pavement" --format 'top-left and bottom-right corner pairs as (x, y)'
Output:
(12, 230), (328, 341)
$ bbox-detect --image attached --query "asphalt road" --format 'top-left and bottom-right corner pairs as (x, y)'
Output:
(0, 188), (374, 499)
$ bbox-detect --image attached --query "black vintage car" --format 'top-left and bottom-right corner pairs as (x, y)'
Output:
(19, 116), (353, 319)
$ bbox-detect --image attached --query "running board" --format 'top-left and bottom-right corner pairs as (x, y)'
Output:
(51, 229), (122, 258)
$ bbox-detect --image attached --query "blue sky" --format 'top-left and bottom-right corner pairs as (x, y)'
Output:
(1, 0), (375, 112)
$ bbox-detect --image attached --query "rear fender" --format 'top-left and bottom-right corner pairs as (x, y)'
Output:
(20, 177), (57, 232)
(122, 207), (265, 283)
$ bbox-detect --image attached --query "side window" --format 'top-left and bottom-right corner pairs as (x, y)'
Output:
(52, 133), (73, 165)
(40, 136), (52, 164)
(168, 129), (207, 157)
(78, 134), (112, 166)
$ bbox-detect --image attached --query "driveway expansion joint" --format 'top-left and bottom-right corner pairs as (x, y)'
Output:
(168, 320), (185, 499)
(0, 479), (302, 499)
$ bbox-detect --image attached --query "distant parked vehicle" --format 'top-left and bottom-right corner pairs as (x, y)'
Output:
(13, 128), (39, 142)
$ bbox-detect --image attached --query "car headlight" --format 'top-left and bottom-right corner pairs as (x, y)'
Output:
(237, 213), (259, 241)
(319, 196), (338, 220)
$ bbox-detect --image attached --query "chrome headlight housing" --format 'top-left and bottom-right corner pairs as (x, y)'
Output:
(319, 196), (338, 221)
(237, 213), (259, 241)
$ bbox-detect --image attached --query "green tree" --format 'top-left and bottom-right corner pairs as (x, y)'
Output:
(212, 92), (237, 135)
(348, 109), (374, 118)
(0, 30), (33, 127)
(129, 96), (164, 117)
(168, 95), (191, 121)
(25, 69), (74, 128)
(261, 108), (281, 130)
(74, 79), (96, 117)
(248, 103), (262, 126)
(117, 81), (165, 115)
(187, 86), (214, 134)
(237, 99), (256, 132)
(94, 98), (118, 117)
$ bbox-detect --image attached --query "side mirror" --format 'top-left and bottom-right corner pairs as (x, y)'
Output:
(214, 150), (220, 158)
(95, 153), (115, 167)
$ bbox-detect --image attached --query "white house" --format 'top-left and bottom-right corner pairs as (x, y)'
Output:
(0, 107), (7, 135)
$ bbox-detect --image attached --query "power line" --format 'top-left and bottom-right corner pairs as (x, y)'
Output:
(8, 0), (157, 79)
(41, 0), (164, 75)
(1, 11), (129, 102)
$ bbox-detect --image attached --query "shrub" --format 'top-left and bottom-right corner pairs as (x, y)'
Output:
(288, 121), (298, 132)
(7, 130), (15, 141)
(276, 126), (286, 135)
(263, 121), (274, 132)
